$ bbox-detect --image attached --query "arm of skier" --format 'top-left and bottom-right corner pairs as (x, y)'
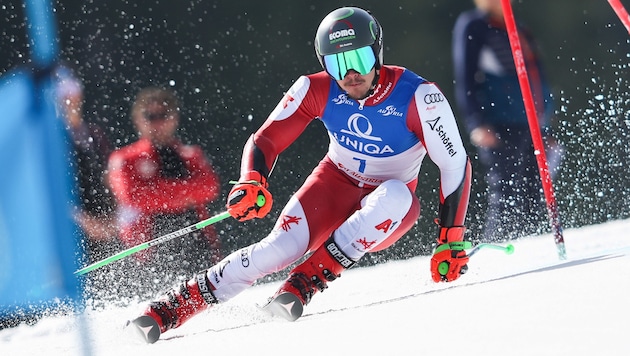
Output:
(227, 75), (326, 221)
(412, 82), (473, 282)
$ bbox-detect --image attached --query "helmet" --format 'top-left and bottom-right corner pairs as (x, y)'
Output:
(315, 7), (383, 80)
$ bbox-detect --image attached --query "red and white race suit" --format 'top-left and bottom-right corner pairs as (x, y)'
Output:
(210, 65), (471, 301)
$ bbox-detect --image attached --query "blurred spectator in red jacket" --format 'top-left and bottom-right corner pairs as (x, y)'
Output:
(108, 87), (222, 290)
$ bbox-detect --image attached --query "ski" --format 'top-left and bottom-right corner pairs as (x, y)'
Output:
(259, 292), (303, 322)
(125, 315), (161, 344)
(124, 243), (514, 344)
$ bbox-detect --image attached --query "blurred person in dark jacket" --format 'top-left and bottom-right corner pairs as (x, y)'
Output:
(452, 0), (563, 241)
(54, 66), (120, 261)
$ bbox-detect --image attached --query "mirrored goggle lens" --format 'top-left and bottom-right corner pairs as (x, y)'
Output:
(323, 46), (376, 80)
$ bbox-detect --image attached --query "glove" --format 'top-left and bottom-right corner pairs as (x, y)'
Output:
(430, 226), (471, 282)
(227, 171), (273, 221)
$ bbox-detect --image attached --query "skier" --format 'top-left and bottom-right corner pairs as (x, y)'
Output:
(128, 6), (473, 343)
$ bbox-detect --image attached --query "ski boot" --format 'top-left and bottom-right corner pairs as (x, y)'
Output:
(262, 237), (356, 321)
(126, 272), (217, 343)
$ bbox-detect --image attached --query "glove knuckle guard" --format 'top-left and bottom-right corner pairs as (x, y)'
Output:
(227, 189), (247, 205)
(227, 182), (273, 221)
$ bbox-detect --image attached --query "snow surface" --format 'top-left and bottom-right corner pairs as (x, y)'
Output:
(1, 219), (630, 356)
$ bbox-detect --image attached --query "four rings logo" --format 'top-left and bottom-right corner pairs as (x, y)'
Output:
(424, 93), (444, 104)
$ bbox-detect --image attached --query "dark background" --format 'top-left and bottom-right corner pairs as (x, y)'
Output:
(2, 0), (630, 264)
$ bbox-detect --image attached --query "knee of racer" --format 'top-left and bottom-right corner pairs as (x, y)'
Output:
(366, 179), (413, 214)
(365, 180), (420, 253)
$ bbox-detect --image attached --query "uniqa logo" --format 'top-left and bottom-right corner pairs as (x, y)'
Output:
(340, 113), (382, 141)
(334, 114), (394, 155)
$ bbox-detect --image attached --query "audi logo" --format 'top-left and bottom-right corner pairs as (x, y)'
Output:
(424, 93), (445, 104)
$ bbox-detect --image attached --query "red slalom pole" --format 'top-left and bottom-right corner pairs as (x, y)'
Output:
(608, 0), (630, 35)
(500, 0), (566, 259)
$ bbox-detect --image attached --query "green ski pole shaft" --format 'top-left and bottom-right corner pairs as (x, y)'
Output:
(438, 243), (515, 278)
(468, 243), (515, 258)
(74, 211), (231, 276)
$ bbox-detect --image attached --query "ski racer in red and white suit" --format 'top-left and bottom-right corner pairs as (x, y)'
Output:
(231, 66), (470, 265)
(129, 7), (472, 343)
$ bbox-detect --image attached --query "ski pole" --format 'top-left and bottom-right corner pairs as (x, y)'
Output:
(74, 211), (231, 276)
(501, 0), (566, 260)
(437, 242), (514, 278)
(467, 243), (515, 258)
(75, 187), (269, 275)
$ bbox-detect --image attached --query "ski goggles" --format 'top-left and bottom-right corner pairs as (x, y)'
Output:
(323, 46), (376, 81)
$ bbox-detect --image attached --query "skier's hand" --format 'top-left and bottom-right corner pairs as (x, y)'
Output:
(227, 171), (273, 221)
(430, 225), (470, 282)
(431, 241), (471, 282)
(470, 125), (499, 148)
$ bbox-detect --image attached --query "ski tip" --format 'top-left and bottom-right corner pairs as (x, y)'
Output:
(261, 292), (304, 322)
(125, 315), (161, 344)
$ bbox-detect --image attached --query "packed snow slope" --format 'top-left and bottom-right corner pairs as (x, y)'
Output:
(2, 219), (629, 356)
